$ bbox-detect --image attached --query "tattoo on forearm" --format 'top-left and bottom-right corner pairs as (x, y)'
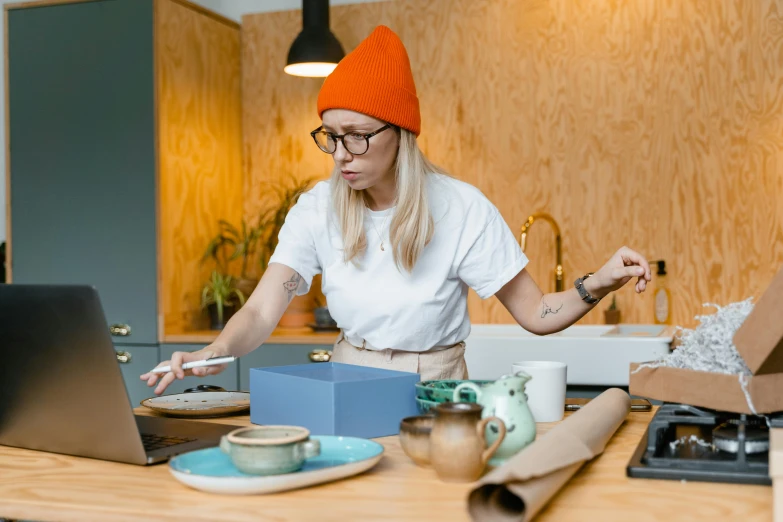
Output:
(541, 299), (563, 318)
(282, 273), (303, 302)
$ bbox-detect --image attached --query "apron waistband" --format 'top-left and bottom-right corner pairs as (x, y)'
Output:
(337, 331), (463, 353)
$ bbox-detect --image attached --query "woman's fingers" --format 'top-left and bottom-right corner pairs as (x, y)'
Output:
(612, 265), (645, 282)
(154, 371), (178, 396)
(192, 363), (227, 377)
(140, 348), (224, 394)
(141, 359), (173, 387)
(170, 351), (186, 380)
(619, 247), (652, 281)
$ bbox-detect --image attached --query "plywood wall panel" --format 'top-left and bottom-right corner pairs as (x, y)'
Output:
(157, 0), (243, 335)
(242, 0), (783, 328)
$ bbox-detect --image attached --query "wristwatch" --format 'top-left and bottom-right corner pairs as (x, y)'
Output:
(574, 273), (601, 304)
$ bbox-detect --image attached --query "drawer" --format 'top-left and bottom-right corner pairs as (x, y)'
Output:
(115, 344), (159, 407)
(238, 343), (332, 391)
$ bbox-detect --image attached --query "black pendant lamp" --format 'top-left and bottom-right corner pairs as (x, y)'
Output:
(284, 0), (345, 77)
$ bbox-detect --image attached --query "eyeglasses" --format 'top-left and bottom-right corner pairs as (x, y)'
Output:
(310, 123), (394, 155)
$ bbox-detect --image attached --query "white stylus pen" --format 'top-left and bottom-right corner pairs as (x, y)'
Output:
(149, 356), (236, 374)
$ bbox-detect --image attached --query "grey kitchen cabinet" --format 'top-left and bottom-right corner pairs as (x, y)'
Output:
(158, 344), (240, 394)
(7, 0), (158, 346)
(238, 343), (332, 391)
(115, 344), (159, 407)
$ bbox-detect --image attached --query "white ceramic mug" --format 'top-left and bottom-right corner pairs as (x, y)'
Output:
(510, 361), (567, 422)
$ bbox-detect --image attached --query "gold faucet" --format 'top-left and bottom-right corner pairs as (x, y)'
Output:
(520, 212), (564, 292)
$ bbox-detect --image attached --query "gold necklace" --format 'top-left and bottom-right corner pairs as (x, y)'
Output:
(369, 211), (391, 251)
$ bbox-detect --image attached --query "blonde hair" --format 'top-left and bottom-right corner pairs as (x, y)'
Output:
(330, 129), (444, 272)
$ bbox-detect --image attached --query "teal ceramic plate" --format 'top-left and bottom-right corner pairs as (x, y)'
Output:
(169, 435), (384, 495)
(415, 379), (492, 403)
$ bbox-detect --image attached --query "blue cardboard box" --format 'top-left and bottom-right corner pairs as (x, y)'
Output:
(249, 362), (421, 438)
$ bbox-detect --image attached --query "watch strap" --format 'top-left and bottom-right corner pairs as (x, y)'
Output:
(574, 273), (601, 304)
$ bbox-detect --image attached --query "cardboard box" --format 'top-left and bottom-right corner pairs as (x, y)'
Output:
(630, 265), (783, 414)
(249, 362), (420, 438)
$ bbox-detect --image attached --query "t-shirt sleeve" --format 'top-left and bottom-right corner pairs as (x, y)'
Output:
(267, 191), (322, 295)
(456, 208), (529, 299)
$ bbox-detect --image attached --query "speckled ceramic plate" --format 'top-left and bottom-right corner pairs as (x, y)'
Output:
(140, 391), (250, 418)
(169, 436), (384, 495)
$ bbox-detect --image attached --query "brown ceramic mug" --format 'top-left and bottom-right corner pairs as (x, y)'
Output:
(429, 402), (506, 483)
(399, 414), (435, 467)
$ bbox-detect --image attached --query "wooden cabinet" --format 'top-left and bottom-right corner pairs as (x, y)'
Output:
(159, 344), (240, 393)
(115, 344), (160, 406)
(238, 343), (333, 391)
(5, 0), (337, 402)
(159, 342), (335, 393)
(5, 0), (242, 399)
(5, 0), (242, 344)
(7, 0), (160, 345)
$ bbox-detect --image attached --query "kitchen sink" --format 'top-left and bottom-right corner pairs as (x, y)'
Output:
(464, 324), (674, 385)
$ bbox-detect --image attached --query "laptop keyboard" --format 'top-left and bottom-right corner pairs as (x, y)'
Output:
(141, 433), (196, 452)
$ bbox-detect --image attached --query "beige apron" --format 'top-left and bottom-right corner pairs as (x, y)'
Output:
(331, 331), (469, 381)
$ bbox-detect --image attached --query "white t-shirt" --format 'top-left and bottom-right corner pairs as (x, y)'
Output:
(268, 173), (529, 352)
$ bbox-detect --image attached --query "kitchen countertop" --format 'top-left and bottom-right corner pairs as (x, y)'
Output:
(162, 326), (339, 344)
(0, 407), (774, 521)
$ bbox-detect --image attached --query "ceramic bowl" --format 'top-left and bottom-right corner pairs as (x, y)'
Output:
(415, 397), (439, 414)
(219, 425), (320, 476)
(414, 379), (493, 404)
(399, 414), (434, 467)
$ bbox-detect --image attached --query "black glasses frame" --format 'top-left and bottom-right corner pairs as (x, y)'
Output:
(310, 123), (394, 155)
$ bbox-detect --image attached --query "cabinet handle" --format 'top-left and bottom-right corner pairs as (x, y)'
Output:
(309, 349), (332, 363)
(110, 324), (132, 337)
(116, 350), (132, 364)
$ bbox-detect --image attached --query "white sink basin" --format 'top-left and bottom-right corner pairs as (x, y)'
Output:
(464, 324), (674, 386)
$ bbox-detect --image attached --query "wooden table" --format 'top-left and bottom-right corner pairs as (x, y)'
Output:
(0, 408), (773, 522)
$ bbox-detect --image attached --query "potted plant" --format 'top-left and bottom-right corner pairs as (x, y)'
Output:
(254, 175), (316, 272)
(201, 224), (246, 330)
(218, 218), (263, 299)
(312, 295), (338, 331)
(253, 176), (318, 329)
(199, 175), (317, 330)
(201, 270), (246, 330)
(604, 295), (621, 325)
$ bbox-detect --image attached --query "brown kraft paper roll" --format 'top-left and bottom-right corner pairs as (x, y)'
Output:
(467, 387), (631, 521)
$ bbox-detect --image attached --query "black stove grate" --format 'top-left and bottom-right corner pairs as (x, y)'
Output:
(626, 403), (783, 485)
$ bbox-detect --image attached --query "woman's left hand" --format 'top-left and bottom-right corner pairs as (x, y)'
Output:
(583, 246), (652, 299)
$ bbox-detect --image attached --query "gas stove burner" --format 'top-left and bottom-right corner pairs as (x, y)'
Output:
(726, 416), (766, 427)
(627, 402), (783, 486)
(712, 422), (769, 454)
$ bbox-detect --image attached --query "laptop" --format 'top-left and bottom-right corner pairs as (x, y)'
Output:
(0, 284), (237, 465)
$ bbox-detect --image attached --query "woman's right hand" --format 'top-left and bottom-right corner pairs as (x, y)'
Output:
(139, 344), (230, 396)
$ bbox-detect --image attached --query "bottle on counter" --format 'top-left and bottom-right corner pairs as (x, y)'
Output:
(653, 260), (671, 325)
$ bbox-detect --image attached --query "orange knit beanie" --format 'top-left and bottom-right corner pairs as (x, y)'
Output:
(317, 25), (421, 136)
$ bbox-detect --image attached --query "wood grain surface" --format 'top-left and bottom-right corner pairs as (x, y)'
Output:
(162, 326), (338, 345)
(0, 408), (773, 521)
(242, 0), (783, 328)
(156, 0), (243, 337)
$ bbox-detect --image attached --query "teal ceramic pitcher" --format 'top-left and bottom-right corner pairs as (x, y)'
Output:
(453, 371), (536, 466)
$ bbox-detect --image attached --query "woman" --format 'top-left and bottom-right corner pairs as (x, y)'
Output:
(142, 25), (651, 395)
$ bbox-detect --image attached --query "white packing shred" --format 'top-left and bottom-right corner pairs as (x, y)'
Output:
(631, 298), (763, 412)
(632, 298), (755, 376)
(669, 434), (713, 451)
